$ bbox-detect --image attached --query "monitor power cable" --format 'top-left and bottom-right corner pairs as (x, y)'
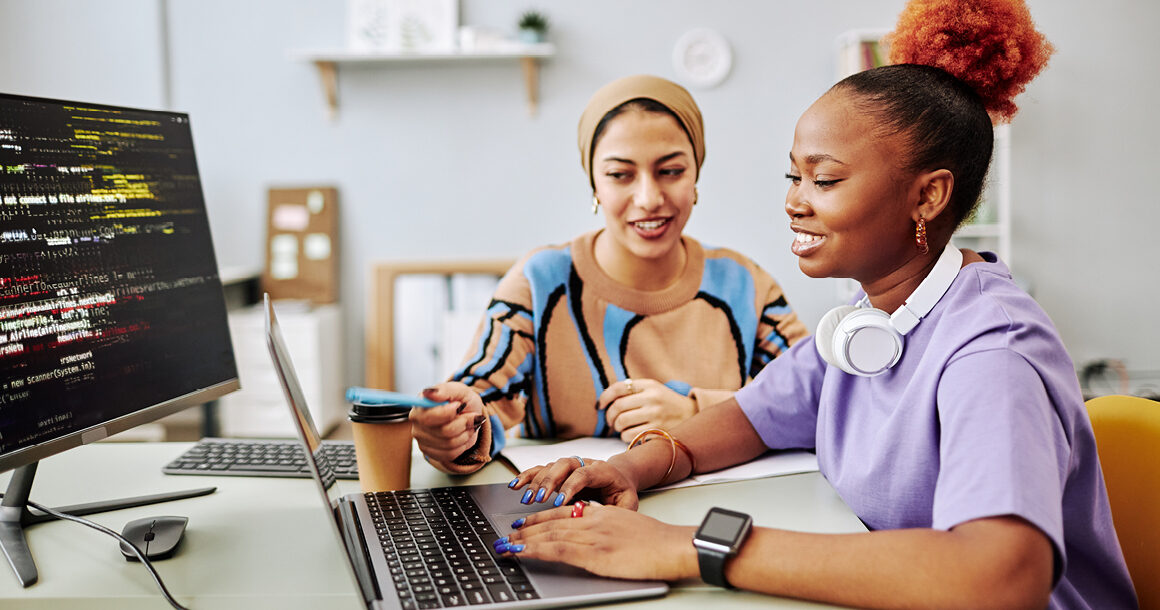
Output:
(21, 498), (191, 610)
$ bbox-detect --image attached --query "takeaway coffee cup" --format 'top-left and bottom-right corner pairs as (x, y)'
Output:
(348, 401), (412, 492)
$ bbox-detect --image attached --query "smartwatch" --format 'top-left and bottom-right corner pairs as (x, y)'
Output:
(692, 507), (752, 588)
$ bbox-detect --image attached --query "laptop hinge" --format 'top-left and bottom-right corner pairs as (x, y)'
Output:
(337, 498), (380, 604)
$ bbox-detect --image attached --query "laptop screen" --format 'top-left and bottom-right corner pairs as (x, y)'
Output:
(263, 295), (342, 506)
(266, 294), (383, 607)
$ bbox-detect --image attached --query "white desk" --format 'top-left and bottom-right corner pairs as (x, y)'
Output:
(0, 442), (864, 609)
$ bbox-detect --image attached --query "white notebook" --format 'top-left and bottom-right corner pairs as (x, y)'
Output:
(499, 437), (819, 490)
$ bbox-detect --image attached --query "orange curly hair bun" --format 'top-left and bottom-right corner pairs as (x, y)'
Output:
(886, 0), (1054, 123)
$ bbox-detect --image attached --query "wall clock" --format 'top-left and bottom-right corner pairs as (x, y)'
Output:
(672, 28), (733, 89)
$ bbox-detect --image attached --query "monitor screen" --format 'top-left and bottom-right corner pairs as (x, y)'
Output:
(0, 93), (239, 472)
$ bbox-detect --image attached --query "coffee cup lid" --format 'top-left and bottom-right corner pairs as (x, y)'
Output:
(349, 401), (411, 423)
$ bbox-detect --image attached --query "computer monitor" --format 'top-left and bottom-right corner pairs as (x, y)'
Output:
(0, 92), (239, 586)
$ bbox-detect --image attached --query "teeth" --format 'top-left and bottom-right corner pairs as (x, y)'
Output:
(795, 232), (820, 243)
(634, 219), (666, 230)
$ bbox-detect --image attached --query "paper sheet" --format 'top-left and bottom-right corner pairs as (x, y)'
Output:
(498, 437), (819, 490)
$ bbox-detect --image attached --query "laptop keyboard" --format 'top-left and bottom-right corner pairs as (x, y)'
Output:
(368, 488), (540, 608)
(162, 437), (359, 479)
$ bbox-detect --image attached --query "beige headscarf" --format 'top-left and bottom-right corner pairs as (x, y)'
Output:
(577, 75), (705, 189)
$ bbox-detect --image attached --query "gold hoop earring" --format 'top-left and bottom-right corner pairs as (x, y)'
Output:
(915, 216), (929, 254)
(592, 195), (600, 215)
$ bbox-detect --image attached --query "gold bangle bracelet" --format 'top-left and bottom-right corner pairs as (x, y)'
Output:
(671, 438), (696, 474)
(628, 428), (695, 484)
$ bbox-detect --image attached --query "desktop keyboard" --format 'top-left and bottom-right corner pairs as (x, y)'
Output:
(162, 437), (359, 479)
(370, 488), (539, 607)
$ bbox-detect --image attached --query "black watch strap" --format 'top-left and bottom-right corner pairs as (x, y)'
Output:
(696, 546), (732, 588)
(694, 507), (751, 589)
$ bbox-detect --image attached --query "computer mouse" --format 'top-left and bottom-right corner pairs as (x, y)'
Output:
(119, 516), (188, 561)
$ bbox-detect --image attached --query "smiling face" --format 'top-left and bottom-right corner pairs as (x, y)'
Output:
(785, 90), (927, 290)
(591, 108), (697, 287)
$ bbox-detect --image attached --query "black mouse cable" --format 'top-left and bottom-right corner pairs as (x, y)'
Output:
(24, 499), (191, 610)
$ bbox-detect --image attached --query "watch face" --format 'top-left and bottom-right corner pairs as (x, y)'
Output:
(696, 508), (751, 547)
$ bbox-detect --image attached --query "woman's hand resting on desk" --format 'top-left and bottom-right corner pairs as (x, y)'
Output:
(598, 378), (696, 443)
(410, 382), (486, 466)
(508, 457), (641, 509)
(498, 503), (697, 582)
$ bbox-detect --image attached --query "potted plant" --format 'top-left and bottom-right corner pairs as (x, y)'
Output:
(517, 10), (549, 44)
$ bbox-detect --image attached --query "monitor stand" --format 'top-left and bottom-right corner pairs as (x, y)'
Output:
(0, 462), (215, 587)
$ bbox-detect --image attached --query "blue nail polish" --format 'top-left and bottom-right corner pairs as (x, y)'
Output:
(508, 478), (519, 488)
(508, 544), (525, 553)
(494, 543), (509, 554)
(493, 536), (509, 547)
(553, 493), (565, 507)
(520, 490), (533, 504)
(535, 488), (546, 503)
(511, 517), (525, 529)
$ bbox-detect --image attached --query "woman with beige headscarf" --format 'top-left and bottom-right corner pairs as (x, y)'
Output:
(411, 75), (807, 480)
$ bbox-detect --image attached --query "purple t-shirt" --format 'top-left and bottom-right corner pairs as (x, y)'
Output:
(737, 254), (1136, 609)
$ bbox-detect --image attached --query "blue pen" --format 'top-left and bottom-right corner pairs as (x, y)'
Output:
(345, 386), (445, 408)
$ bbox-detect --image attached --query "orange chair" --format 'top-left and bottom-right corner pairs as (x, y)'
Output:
(1086, 395), (1160, 609)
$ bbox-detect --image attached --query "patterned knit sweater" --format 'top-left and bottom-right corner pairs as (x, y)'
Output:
(446, 230), (808, 472)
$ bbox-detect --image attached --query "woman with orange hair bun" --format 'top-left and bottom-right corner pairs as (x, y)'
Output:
(496, 1), (1139, 607)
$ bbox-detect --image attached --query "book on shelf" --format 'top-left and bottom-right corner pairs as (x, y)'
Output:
(836, 29), (891, 78)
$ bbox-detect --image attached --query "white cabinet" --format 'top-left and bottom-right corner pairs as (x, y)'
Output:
(218, 303), (344, 438)
(365, 260), (511, 394)
(952, 123), (1012, 266)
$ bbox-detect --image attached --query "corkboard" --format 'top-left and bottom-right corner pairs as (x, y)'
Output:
(261, 186), (339, 303)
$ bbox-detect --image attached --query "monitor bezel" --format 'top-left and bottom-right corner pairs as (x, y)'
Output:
(0, 379), (239, 474)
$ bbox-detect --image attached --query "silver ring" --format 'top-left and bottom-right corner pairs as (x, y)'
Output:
(625, 378), (635, 394)
(571, 455), (585, 467)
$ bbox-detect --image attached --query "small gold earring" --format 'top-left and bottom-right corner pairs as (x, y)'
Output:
(693, 187), (699, 205)
(592, 195), (600, 215)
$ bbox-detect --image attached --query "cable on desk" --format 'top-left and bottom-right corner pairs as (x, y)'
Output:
(1080, 359), (1130, 396)
(24, 499), (191, 610)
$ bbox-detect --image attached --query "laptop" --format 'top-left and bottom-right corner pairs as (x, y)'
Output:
(263, 294), (670, 609)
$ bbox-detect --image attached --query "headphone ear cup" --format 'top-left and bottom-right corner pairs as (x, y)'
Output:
(832, 308), (903, 376)
(815, 305), (859, 369)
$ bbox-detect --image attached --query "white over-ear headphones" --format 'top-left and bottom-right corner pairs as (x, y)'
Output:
(815, 245), (964, 377)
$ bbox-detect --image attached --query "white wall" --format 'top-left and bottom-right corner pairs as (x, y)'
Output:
(0, 0), (167, 108)
(1008, 0), (1160, 375)
(2, 0), (1157, 388)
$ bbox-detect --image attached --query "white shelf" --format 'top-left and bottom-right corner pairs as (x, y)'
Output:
(292, 43), (555, 63)
(292, 44), (556, 118)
